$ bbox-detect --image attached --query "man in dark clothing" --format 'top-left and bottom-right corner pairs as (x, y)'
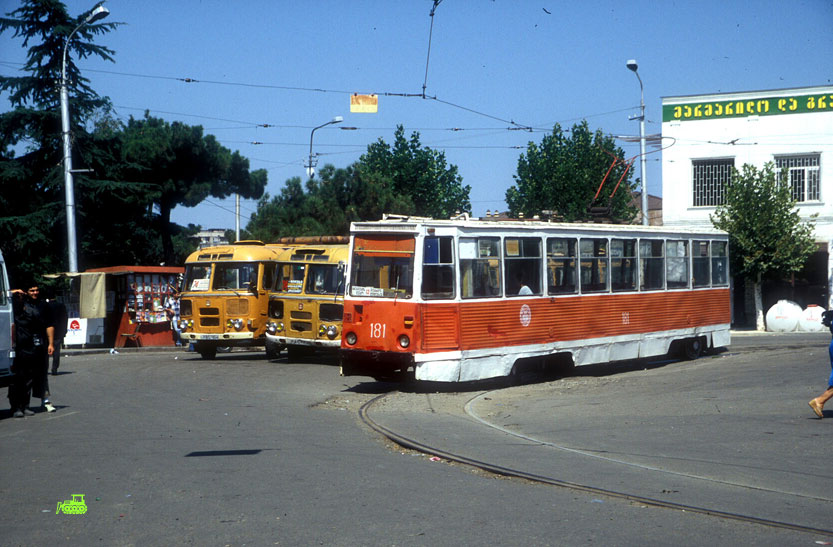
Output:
(9, 284), (54, 417)
(48, 297), (68, 375)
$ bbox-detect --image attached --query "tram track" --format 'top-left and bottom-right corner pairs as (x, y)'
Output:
(358, 391), (833, 538)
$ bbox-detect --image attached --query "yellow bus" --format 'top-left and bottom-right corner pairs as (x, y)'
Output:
(179, 241), (289, 359)
(265, 237), (349, 360)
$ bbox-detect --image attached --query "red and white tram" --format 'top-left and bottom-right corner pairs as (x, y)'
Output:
(340, 215), (731, 382)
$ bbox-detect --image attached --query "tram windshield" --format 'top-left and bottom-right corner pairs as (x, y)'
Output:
(350, 235), (414, 298)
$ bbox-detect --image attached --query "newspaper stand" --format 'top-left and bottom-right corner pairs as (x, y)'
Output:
(85, 266), (185, 348)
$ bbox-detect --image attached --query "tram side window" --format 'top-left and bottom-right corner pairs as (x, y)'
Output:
(692, 240), (710, 287)
(460, 237), (501, 298)
(580, 238), (608, 293)
(422, 236), (455, 300)
(666, 240), (689, 289)
(611, 238), (637, 292)
(711, 241), (729, 286)
(547, 237), (577, 294)
(639, 239), (664, 290)
(504, 237), (542, 296)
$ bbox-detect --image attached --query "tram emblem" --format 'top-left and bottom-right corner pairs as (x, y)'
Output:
(519, 304), (532, 327)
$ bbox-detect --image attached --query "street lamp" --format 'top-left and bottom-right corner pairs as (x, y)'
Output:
(307, 116), (343, 178)
(61, 4), (110, 273)
(627, 59), (649, 226)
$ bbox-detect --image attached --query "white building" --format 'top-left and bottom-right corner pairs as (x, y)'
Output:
(661, 85), (833, 312)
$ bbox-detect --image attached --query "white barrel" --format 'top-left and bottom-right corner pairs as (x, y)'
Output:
(765, 300), (802, 332)
(799, 305), (826, 332)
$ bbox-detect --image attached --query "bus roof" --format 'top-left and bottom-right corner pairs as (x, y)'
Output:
(184, 243), (292, 264)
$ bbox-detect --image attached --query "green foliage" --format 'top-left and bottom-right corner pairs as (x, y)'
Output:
(0, 2), (264, 283)
(711, 163), (817, 281)
(0, 0), (119, 284)
(506, 121), (638, 222)
(245, 127), (470, 240)
(359, 125), (471, 219)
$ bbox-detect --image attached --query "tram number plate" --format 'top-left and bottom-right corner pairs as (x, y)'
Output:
(369, 323), (386, 339)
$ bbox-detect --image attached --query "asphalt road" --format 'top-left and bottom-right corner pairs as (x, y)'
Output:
(1, 332), (831, 546)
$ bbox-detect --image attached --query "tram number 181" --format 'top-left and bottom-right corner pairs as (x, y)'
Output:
(369, 323), (386, 339)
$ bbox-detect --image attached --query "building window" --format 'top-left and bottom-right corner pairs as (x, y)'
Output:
(776, 154), (820, 202)
(692, 158), (734, 206)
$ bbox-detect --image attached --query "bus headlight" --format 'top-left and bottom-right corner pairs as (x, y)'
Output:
(326, 325), (339, 339)
(266, 321), (277, 335)
(179, 319), (192, 331)
(345, 332), (357, 346)
(398, 334), (410, 348)
(276, 322), (285, 333)
(228, 318), (244, 331)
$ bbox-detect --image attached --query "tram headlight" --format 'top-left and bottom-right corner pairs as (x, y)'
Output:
(345, 331), (357, 346)
(398, 334), (410, 348)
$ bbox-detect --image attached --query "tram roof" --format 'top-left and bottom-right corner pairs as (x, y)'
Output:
(350, 216), (727, 238)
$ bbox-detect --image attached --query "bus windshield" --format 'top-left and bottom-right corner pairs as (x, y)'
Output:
(350, 235), (414, 298)
(184, 264), (211, 291)
(212, 262), (258, 291)
(306, 264), (344, 295)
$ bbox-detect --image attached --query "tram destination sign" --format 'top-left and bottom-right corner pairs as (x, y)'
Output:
(663, 92), (833, 122)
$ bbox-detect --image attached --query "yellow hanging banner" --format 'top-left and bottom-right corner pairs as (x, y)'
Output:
(350, 94), (378, 113)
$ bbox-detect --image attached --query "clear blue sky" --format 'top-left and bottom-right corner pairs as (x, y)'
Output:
(2, 0), (832, 231)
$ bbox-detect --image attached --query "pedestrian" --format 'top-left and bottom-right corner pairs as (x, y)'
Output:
(47, 293), (68, 375)
(8, 283), (55, 417)
(809, 310), (833, 419)
(165, 285), (182, 347)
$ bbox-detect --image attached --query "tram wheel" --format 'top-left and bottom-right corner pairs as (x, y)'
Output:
(681, 337), (705, 360)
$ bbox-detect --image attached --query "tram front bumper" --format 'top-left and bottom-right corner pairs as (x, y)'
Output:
(339, 349), (415, 380)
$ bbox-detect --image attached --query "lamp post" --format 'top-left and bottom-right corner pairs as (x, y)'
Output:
(307, 116), (343, 178)
(626, 59), (648, 226)
(61, 4), (110, 273)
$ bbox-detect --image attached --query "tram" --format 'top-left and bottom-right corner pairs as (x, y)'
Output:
(265, 237), (349, 360)
(179, 241), (288, 359)
(340, 215), (731, 382)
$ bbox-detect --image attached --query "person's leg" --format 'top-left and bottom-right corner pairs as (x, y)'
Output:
(809, 339), (833, 417)
(51, 341), (61, 374)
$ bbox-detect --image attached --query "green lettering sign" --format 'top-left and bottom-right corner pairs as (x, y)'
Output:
(663, 92), (833, 122)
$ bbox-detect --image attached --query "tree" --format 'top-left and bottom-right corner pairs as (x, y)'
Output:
(505, 121), (638, 222)
(711, 163), (817, 330)
(245, 127), (470, 240)
(115, 113), (268, 262)
(0, 0), (119, 284)
(359, 125), (471, 219)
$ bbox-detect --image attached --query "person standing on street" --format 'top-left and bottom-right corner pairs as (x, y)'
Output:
(165, 286), (182, 347)
(9, 283), (55, 417)
(48, 293), (67, 375)
(809, 310), (833, 418)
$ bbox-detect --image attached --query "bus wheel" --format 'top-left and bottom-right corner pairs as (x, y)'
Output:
(196, 342), (217, 360)
(681, 337), (705, 360)
(287, 345), (313, 361)
(265, 341), (282, 360)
